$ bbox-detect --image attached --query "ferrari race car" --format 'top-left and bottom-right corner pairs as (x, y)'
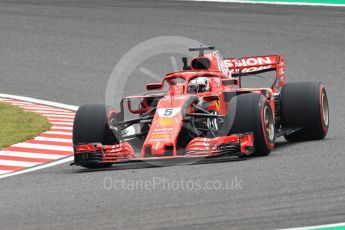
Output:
(72, 46), (329, 169)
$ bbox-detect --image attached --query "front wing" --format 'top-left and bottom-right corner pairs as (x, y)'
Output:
(73, 133), (254, 166)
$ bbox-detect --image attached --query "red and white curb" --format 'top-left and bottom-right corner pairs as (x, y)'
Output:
(0, 94), (78, 179)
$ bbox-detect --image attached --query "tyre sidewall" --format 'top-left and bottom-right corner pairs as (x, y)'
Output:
(281, 81), (329, 140)
(228, 93), (275, 156)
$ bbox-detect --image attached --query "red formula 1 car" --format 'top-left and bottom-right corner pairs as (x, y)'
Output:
(72, 46), (329, 169)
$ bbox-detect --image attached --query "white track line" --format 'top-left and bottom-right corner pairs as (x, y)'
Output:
(0, 170), (12, 175)
(0, 159), (39, 167)
(0, 94), (78, 110)
(0, 156), (73, 178)
(0, 94), (78, 179)
(280, 222), (345, 230)
(0, 151), (64, 160)
(187, 0), (345, 7)
(12, 143), (73, 152)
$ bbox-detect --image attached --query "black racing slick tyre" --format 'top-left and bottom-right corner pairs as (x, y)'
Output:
(280, 81), (329, 141)
(73, 104), (117, 169)
(228, 93), (275, 157)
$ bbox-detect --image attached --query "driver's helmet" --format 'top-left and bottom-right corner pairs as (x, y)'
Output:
(188, 77), (209, 93)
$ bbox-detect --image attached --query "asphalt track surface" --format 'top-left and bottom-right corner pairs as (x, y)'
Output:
(0, 1), (345, 229)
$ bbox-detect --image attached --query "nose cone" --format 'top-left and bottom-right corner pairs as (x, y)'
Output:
(142, 94), (198, 158)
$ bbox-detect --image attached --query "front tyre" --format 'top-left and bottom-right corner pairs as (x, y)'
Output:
(73, 104), (117, 169)
(228, 93), (275, 157)
(280, 81), (329, 141)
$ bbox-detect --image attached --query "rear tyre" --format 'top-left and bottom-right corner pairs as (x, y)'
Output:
(73, 104), (117, 169)
(280, 81), (329, 141)
(228, 93), (275, 157)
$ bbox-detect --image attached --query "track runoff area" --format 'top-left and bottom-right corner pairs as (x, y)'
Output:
(189, 0), (345, 7)
(0, 94), (77, 179)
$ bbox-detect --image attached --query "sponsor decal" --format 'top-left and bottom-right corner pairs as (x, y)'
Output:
(230, 65), (273, 74)
(224, 57), (273, 68)
(151, 134), (170, 139)
(152, 127), (173, 132)
(155, 117), (175, 127)
(215, 98), (220, 111)
(224, 57), (274, 74)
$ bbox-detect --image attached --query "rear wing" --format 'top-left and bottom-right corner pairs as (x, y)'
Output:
(223, 55), (285, 90)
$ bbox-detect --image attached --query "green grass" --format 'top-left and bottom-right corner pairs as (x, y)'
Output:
(0, 102), (51, 148)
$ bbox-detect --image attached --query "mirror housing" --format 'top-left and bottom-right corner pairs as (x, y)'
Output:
(127, 99), (149, 114)
(222, 79), (238, 86)
(146, 83), (163, 91)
